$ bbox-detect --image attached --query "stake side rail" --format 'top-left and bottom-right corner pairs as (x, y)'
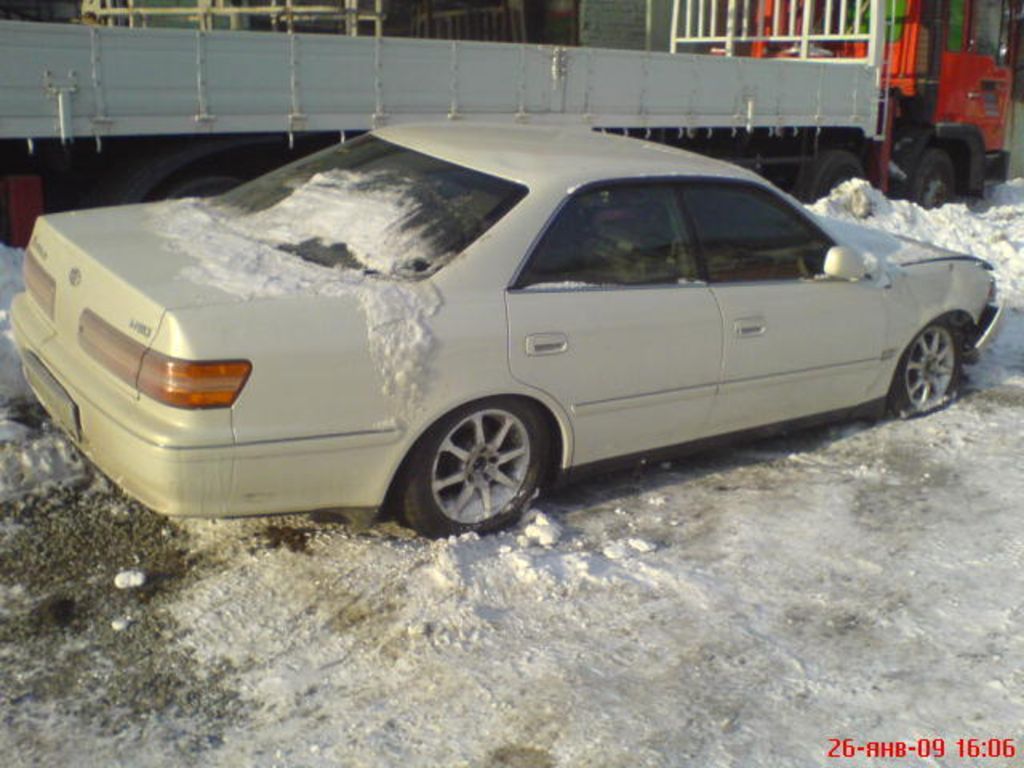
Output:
(0, 20), (881, 144)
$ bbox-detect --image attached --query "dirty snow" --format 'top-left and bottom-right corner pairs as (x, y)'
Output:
(0, 428), (85, 503)
(2, 180), (1024, 766)
(1, 245), (87, 501)
(152, 194), (441, 405)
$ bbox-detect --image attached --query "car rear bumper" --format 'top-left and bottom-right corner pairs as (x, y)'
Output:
(12, 293), (400, 517)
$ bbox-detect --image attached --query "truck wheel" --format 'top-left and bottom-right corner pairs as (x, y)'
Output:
(797, 149), (865, 202)
(399, 398), (549, 538)
(907, 148), (954, 209)
(887, 320), (963, 418)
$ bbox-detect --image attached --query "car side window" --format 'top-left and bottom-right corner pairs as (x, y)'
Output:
(517, 184), (699, 288)
(680, 183), (833, 282)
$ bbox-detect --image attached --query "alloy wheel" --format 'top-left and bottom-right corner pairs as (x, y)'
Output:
(430, 409), (532, 524)
(903, 325), (956, 412)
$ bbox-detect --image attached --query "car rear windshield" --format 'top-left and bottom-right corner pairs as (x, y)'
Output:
(216, 135), (528, 279)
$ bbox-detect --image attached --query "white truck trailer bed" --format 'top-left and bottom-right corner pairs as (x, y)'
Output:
(0, 19), (880, 144)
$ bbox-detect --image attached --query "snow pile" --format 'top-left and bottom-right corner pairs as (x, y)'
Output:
(153, 196), (441, 404)
(0, 245), (29, 403)
(811, 179), (1024, 306)
(168, 513), (709, 767)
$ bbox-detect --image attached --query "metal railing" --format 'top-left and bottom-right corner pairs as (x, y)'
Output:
(670, 0), (884, 66)
(80, 0), (383, 35)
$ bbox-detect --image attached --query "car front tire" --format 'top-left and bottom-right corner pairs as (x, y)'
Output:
(888, 320), (963, 418)
(399, 398), (549, 538)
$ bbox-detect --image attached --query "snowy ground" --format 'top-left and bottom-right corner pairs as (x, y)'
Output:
(1, 182), (1023, 767)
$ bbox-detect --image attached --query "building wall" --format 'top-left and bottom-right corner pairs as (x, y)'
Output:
(1009, 102), (1024, 178)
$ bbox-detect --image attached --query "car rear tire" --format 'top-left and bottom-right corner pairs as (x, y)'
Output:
(907, 148), (955, 209)
(888, 320), (963, 418)
(399, 398), (549, 538)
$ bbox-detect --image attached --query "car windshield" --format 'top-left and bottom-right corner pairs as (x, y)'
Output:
(215, 135), (528, 279)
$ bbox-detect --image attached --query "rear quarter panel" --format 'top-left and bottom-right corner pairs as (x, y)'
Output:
(156, 297), (393, 444)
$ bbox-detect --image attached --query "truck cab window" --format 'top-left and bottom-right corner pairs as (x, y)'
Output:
(970, 0), (1009, 62)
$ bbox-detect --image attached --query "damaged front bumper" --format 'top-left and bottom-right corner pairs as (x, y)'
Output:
(967, 300), (1005, 358)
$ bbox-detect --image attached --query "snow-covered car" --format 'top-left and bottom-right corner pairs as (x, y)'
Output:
(11, 125), (1004, 537)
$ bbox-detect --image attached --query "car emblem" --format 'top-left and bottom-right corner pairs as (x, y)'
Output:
(68, 267), (81, 287)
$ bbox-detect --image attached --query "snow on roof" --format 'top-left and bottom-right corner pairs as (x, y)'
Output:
(374, 123), (762, 190)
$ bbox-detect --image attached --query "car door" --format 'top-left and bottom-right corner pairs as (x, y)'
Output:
(678, 181), (886, 433)
(506, 182), (723, 465)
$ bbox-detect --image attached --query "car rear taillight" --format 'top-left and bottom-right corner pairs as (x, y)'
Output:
(23, 248), (56, 319)
(78, 309), (251, 409)
(137, 352), (251, 409)
(79, 309), (147, 385)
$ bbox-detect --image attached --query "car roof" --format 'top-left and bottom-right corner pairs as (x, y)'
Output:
(374, 123), (765, 190)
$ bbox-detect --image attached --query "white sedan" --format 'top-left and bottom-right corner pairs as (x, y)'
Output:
(12, 125), (1003, 536)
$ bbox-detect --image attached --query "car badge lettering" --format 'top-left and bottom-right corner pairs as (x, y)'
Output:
(129, 319), (152, 339)
(68, 267), (81, 287)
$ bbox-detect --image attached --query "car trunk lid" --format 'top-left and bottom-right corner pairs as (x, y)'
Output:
(27, 206), (238, 360)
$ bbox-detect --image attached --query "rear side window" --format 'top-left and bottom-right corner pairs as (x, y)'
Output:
(680, 183), (833, 282)
(517, 183), (699, 288)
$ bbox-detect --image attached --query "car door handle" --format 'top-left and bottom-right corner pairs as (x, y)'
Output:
(734, 318), (767, 338)
(525, 333), (569, 356)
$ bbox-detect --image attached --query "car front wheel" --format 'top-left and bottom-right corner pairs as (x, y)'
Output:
(888, 321), (963, 418)
(400, 398), (549, 538)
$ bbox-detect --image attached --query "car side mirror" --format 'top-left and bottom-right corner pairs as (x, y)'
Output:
(823, 246), (867, 281)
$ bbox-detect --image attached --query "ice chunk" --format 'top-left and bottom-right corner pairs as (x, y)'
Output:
(519, 511), (562, 548)
(114, 570), (146, 590)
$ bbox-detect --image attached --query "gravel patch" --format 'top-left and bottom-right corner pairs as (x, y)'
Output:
(0, 428), (246, 764)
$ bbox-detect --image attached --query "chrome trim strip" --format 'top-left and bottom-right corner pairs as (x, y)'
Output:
(719, 357), (879, 390)
(574, 382), (718, 416)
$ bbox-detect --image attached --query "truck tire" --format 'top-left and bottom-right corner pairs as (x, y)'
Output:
(159, 173), (242, 199)
(797, 149), (865, 202)
(907, 148), (955, 209)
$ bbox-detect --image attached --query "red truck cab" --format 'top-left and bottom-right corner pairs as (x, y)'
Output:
(886, 0), (1015, 204)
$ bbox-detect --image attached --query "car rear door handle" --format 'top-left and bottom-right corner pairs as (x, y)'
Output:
(525, 332), (569, 356)
(734, 318), (767, 338)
